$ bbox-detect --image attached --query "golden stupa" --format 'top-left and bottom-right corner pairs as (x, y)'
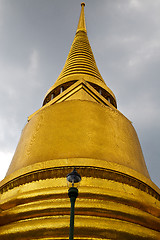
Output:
(0, 3), (160, 239)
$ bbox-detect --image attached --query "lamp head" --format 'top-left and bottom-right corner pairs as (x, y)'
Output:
(67, 168), (81, 188)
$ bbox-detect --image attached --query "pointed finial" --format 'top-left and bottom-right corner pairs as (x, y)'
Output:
(76, 2), (87, 33)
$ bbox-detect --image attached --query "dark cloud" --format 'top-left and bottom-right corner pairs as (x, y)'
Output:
(0, 0), (159, 188)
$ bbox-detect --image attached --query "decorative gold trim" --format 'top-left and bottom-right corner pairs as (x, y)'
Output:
(28, 80), (121, 121)
(0, 166), (159, 200)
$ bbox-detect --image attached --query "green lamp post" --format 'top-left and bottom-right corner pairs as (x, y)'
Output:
(67, 168), (81, 240)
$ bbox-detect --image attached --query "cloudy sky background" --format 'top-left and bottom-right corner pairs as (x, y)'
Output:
(0, 0), (160, 188)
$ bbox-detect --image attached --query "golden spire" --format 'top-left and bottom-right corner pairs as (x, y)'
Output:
(55, 2), (105, 84)
(43, 2), (117, 108)
(77, 2), (87, 33)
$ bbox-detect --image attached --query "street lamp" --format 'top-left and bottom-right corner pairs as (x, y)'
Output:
(67, 168), (81, 240)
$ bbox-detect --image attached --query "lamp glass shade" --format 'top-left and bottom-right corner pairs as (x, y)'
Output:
(67, 168), (81, 188)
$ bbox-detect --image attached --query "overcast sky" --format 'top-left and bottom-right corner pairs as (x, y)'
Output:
(0, 0), (160, 188)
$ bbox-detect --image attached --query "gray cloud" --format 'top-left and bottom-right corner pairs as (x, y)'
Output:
(0, 0), (159, 188)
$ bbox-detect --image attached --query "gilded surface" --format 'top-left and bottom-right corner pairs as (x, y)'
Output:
(30, 80), (117, 121)
(56, 2), (103, 83)
(0, 3), (160, 240)
(6, 100), (149, 177)
(43, 2), (116, 107)
(0, 169), (160, 239)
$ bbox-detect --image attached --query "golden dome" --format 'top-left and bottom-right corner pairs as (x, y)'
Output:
(7, 100), (149, 178)
(0, 3), (160, 240)
(6, 3), (148, 178)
